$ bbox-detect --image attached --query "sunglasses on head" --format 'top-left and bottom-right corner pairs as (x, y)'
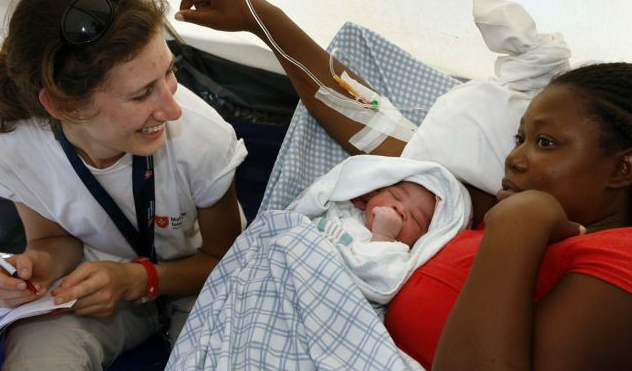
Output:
(60, 0), (114, 46)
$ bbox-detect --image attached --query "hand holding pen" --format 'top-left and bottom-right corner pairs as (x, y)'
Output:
(0, 256), (39, 294)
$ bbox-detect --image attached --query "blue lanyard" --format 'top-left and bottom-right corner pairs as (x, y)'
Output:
(57, 128), (156, 262)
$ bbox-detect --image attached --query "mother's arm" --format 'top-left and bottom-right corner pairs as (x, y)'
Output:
(178, 0), (405, 157)
(433, 191), (632, 371)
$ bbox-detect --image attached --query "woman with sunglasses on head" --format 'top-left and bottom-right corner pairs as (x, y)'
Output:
(173, 1), (632, 370)
(0, 0), (247, 369)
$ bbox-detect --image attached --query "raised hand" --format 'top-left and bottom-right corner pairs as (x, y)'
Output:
(370, 206), (403, 242)
(176, 0), (260, 33)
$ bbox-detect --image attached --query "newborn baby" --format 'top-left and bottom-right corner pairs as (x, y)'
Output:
(286, 155), (471, 305)
(351, 181), (438, 247)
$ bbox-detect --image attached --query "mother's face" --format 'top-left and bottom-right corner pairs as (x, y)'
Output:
(500, 85), (618, 226)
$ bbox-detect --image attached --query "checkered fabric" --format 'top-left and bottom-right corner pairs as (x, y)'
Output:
(167, 23), (461, 371)
(166, 211), (423, 370)
(258, 22), (460, 212)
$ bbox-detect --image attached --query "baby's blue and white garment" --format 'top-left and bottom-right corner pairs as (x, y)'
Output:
(287, 155), (471, 310)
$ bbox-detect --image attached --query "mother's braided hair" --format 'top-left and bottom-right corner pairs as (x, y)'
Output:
(550, 62), (632, 154)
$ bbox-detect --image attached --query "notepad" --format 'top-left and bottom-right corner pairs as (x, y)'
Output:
(0, 279), (77, 331)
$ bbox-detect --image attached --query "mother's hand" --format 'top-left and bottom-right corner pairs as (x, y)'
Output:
(484, 190), (585, 244)
(52, 261), (145, 318)
(176, 0), (261, 33)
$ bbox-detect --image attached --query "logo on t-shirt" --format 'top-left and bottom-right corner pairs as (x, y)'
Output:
(170, 214), (184, 229)
(155, 213), (186, 229)
(156, 216), (169, 229)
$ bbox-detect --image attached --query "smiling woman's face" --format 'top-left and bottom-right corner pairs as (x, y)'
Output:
(500, 84), (617, 225)
(62, 32), (183, 167)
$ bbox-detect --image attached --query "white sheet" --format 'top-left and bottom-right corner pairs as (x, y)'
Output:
(402, 0), (570, 195)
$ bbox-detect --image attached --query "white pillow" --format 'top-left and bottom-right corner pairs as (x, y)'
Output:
(402, 0), (570, 195)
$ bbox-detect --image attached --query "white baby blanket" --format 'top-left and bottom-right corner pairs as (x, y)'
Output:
(287, 155), (471, 304)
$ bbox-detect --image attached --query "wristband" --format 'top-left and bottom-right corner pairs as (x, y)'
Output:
(132, 257), (159, 301)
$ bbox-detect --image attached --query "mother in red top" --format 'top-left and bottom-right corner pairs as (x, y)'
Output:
(177, 1), (632, 369)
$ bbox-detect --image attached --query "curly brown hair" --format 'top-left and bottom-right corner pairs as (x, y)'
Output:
(0, 0), (168, 132)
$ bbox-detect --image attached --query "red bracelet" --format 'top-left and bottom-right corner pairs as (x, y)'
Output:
(132, 257), (159, 300)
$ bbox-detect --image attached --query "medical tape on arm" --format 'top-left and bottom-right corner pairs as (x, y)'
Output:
(315, 71), (417, 153)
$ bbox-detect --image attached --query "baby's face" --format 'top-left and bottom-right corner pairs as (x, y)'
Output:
(365, 182), (437, 247)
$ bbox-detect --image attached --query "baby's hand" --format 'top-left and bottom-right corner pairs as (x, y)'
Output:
(371, 207), (403, 242)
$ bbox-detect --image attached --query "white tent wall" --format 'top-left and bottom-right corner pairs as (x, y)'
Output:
(267, 0), (632, 80)
(163, 0), (632, 81)
(1, 0), (631, 80)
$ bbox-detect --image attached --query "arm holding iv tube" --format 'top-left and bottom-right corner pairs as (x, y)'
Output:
(176, 0), (407, 156)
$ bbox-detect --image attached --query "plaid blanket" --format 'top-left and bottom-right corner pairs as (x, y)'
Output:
(166, 210), (423, 370)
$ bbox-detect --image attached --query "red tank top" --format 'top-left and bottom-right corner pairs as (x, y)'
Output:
(384, 227), (632, 370)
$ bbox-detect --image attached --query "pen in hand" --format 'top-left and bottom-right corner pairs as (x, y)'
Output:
(0, 256), (39, 294)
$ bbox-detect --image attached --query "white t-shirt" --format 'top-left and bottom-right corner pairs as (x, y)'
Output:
(0, 85), (247, 262)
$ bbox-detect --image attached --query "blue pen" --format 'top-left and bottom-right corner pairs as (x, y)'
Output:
(0, 256), (38, 294)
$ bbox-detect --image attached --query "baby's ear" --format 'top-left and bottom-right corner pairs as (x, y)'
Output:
(351, 191), (379, 210)
(351, 197), (367, 210)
